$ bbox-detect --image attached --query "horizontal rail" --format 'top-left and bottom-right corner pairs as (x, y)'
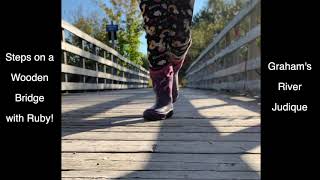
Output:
(190, 57), (260, 82)
(61, 20), (149, 91)
(61, 82), (146, 91)
(186, 25), (260, 77)
(62, 20), (148, 74)
(188, 80), (260, 92)
(62, 42), (149, 79)
(62, 64), (148, 83)
(186, 0), (260, 73)
(185, 0), (260, 95)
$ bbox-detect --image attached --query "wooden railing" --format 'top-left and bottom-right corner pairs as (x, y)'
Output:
(185, 0), (260, 95)
(61, 20), (149, 91)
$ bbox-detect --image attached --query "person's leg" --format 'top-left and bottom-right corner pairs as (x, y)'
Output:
(140, 0), (194, 69)
(167, 0), (194, 59)
(167, 0), (195, 102)
(139, 0), (170, 69)
(139, 0), (174, 120)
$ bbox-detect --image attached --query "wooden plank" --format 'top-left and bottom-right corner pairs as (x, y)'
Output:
(62, 111), (259, 118)
(62, 116), (260, 121)
(62, 153), (260, 163)
(62, 159), (260, 171)
(62, 140), (260, 154)
(62, 177), (171, 180)
(62, 109), (258, 113)
(61, 88), (261, 180)
(62, 104), (258, 110)
(62, 118), (260, 127)
(62, 132), (260, 142)
(62, 126), (260, 133)
(62, 170), (260, 179)
(62, 153), (260, 171)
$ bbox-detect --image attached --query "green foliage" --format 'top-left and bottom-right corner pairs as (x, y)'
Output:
(97, 0), (144, 65)
(71, 1), (144, 66)
(140, 54), (149, 70)
(180, 0), (248, 79)
(70, 0), (248, 73)
(71, 6), (111, 46)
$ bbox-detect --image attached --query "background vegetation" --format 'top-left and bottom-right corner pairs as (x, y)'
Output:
(70, 0), (248, 72)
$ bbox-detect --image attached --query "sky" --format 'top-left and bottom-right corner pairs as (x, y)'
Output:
(62, 0), (208, 55)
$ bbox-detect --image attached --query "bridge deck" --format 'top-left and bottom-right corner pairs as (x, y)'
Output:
(62, 88), (260, 180)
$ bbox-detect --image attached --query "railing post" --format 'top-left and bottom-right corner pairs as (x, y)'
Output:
(185, 0), (260, 95)
(61, 20), (149, 91)
(96, 62), (99, 85)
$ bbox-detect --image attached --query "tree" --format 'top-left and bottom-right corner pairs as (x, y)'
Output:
(180, 0), (247, 80)
(70, 5), (112, 47)
(70, 1), (144, 66)
(96, 0), (144, 65)
(140, 54), (149, 70)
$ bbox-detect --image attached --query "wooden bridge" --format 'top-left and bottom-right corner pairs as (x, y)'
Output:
(62, 88), (260, 179)
(61, 1), (260, 179)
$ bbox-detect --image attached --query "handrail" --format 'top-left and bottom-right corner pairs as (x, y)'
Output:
(61, 20), (149, 91)
(185, 0), (260, 95)
(186, 0), (260, 73)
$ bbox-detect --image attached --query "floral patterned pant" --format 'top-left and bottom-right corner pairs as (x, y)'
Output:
(139, 0), (195, 69)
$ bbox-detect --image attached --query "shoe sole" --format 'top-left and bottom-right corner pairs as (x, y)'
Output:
(144, 110), (174, 121)
(166, 110), (174, 119)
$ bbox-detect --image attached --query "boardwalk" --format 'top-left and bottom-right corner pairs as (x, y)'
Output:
(62, 88), (261, 179)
